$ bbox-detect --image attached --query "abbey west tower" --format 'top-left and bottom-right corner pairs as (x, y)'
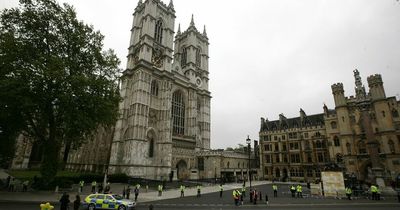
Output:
(109, 0), (211, 180)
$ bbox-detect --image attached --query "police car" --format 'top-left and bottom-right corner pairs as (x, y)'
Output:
(83, 194), (136, 210)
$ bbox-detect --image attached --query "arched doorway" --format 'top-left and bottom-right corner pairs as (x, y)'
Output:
(282, 168), (288, 182)
(176, 160), (188, 180)
(275, 168), (281, 179)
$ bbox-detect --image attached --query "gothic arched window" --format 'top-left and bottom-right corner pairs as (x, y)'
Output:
(172, 90), (185, 135)
(149, 138), (154, 157)
(181, 47), (187, 67)
(331, 121), (337, 129)
(388, 140), (395, 153)
(195, 48), (201, 67)
(316, 140), (322, 148)
(154, 19), (163, 43)
(151, 80), (159, 96)
(392, 109), (399, 118)
(346, 143), (351, 155)
(333, 136), (340, 147)
(358, 141), (367, 154)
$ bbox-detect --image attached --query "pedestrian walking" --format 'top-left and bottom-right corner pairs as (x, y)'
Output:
(22, 180), (29, 192)
(126, 186), (131, 199)
(197, 184), (201, 197)
(134, 186), (139, 201)
(253, 189), (258, 205)
(376, 187), (381, 201)
(73, 194), (80, 210)
(180, 185), (185, 197)
(158, 184), (163, 196)
(219, 184), (223, 198)
(272, 184), (278, 197)
(241, 185), (246, 198)
(259, 191), (262, 201)
(265, 194), (269, 205)
(250, 188), (253, 202)
(59, 192), (70, 210)
(91, 181), (97, 193)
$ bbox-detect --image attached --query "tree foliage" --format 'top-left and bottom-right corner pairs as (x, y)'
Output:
(0, 0), (121, 179)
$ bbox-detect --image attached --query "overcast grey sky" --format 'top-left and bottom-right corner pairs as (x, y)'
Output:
(2, 0), (400, 149)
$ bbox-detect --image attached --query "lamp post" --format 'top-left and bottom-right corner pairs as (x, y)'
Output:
(246, 135), (252, 190)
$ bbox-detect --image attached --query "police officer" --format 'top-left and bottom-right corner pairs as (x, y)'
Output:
(241, 185), (246, 198)
(345, 187), (352, 200)
(79, 180), (84, 193)
(180, 185), (185, 197)
(197, 184), (201, 197)
(296, 184), (302, 198)
(158, 184), (163, 196)
(370, 184), (377, 200)
(272, 184), (278, 197)
(219, 184), (223, 198)
(290, 185), (296, 198)
(91, 181), (97, 193)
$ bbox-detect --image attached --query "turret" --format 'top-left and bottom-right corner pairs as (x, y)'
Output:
(367, 74), (386, 100)
(173, 14), (209, 90)
(331, 83), (346, 107)
(126, 0), (176, 72)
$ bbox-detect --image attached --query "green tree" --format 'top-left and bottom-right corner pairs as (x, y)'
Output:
(0, 0), (121, 181)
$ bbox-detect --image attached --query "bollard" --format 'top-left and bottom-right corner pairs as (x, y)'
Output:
(40, 202), (54, 210)
(149, 204), (154, 210)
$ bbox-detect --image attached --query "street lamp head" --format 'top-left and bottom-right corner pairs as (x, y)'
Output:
(246, 135), (251, 145)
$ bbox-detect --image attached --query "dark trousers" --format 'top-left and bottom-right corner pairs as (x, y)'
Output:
(91, 186), (95, 193)
(346, 193), (351, 200)
(291, 190), (295, 197)
(372, 192), (377, 200)
(274, 190), (277, 197)
(197, 190), (201, 197)
(181, 191), (184, 197)
(135, 193), (138, 201)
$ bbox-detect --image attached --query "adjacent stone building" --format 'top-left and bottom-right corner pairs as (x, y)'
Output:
(108, 0), (211, 180)
(259, 70), (400, 184)
(259, 111), (329, 182)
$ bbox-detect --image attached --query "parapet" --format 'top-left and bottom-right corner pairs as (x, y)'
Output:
(331, 83), (344, 94)
(367, 74), (383, 87)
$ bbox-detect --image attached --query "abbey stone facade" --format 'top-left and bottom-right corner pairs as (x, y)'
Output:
(107, 0), (211, 180)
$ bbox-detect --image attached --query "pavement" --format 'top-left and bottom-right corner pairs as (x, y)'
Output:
(0, 180), (399, 206)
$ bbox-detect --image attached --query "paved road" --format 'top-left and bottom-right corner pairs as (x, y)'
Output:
(0, 201), (399, 210)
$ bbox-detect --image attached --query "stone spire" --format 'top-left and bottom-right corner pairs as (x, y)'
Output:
(202, 25), (207, 37)
(190, 14), (195, 27)
(353, 69), (366, 100)
(138, 0), (143, 5)
(168, 0), (174, 10)
(176, 23), (181, 35)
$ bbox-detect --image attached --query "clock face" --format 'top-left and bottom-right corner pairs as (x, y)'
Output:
(196, 78), (202, 86)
